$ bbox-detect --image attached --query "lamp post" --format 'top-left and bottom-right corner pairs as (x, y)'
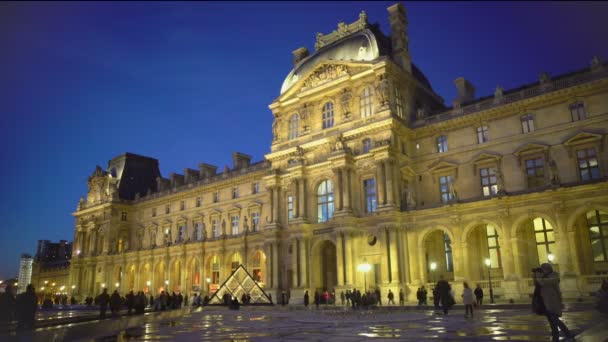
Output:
(429, 262), (437, 284)
(357, 259), (372, 292)
(485, 258), (494, 304)
(71, 285), (76, 296)
(547, 253), (555, 264)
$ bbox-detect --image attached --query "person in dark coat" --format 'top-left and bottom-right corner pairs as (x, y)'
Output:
(474, 284), (484, 306)
(304, 291), (309, 307)
(110, 290), (121, 316)
(0, 284), (17, 323)
(314, 291), (320, 309)
(435, 276), (452, 315)
(535, 263), (574, 342)
(399, 289), (405, 306)
(126, 291), (135, 315)
(15, 285), (37, 330)
(98, 288), (110, 319)
(432, 287), (440, 309)
(374, 288), (382, 306)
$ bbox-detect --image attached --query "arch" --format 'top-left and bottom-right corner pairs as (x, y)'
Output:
(513, 215), (558, 278)
(461, 219), (503, 244)
(140, 262), (152, 293)
(248, 250), (266, 284)
(567, 206), (608, 275)
(316, 179), (335, 223)
(418, 226), (455, 282)
(186, 256), (201, 294)
(226, 251), (243, 275)
(311, 240), (337, 294)
(566, 204), (608, 232)
(461, 222), (504, 280)
(417, 225), (454, 248)
(154, 261), (166, 294)
(205, 254), (221, 294)
(126, 264), (136, 291)
(169, 259), (183, 293)
(511, 211), (559, 237)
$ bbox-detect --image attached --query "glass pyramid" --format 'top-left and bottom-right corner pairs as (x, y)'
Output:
(208, 264), (273, 305)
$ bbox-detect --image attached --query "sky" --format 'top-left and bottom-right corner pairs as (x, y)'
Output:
(0, 1), (607, 279)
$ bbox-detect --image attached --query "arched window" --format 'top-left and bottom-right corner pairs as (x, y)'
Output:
(587, 210), (608, 261)
(317, 180), (335, 223)
(211, 256), (220, 284)
(360, 87), (373, 118)
(322, 102), (334, 129)
(288, 114), (299, 140)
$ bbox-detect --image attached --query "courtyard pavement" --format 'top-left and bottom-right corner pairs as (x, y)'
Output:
(2, 304), (606, 341)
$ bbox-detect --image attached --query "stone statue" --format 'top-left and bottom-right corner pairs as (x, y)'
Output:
(549, 159), (560, 185)
(493, 85), (504, 104)
(375, 75), (391, 106)
(243, 216), (249, 232)
(406, 187), (416, 208)
(221, 219), (227, 235)
(495, 167), (505, 193)
(150, 229), (157, 247)
(340, 89), (353, 119)
(272, 118), (280, 141)
(334, 135), (347, 152)
(448, 181), (458, 201)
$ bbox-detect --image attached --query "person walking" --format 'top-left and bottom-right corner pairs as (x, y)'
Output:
(435, 276), (453, 315)
(340, 291), (345, 305)
(110, 290), (121, 317)
(126, 291), (135, 315)
(399, 289), (405, 306)
(304, 290), (309, 307)
(420, 286), (428, 305)
(375, 288), (382, 306)
(387, 290), (395, 305)
(534, 263), (574, 342)
(474, 284), (484, 306)
(314, 291), (320, 310)
(462, 282), (474, 318)
(16, 284), (37, 330)
(98, 288), (110, 319)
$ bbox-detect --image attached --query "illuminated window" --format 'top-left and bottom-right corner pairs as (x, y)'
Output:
(439, 175), (454, 203)
(521, 114), (535, 133)
(232, 187), (238, 199)
(570, 102), (586, 121)
(437, 135), (448, 153)
(212, 219), (219, 238)
(212, 256), (220, 284)
(477, 126), (488, 144)
(480, 168), (497, 197)
(577, 148), (600, 181)
(322, 102), (334, 129)
(252, 182), (259, 194)
(196, 197), (202, 207)
(525, 157), (545, 188)
(360, 87), (373, 118)
(317, 180), (334, 223)
(287, 195), (294, 221)
(252, 252), (262, 282)
(231, 254), (241, 273)
(288, 114), (299, 140)
(486, 225), (501, 268)
(251, 212), (260, 232)
(195, 223), (202, 241)
(533, 218), (555, 264)
(587, 210), (608, 262)
(363, 138), (372, 153)
(363, 178), (377, 213)
(231, 215), (239, 235)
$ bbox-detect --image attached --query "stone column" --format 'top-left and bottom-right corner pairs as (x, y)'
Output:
(510, 238), (523, 279)
(452, 241), (464, 282)
(418, 245), (428, 284)
(500, 221), (517, 280)
(336, 233), (345, 286)
(460, 242), (470, 282)
(343, 168), (352, 212)
(298, 178), (307, 220)
(333, 168), (344, 211)
(272, 242), (280, 289)
(344, 232), (354, 286)
(407, 232), (421, 284)
(292, 239), (299, 287)
(388, 228), (400, 283)
(376, 162), (386, 206)
(300, 238), (309, 287)
(384, 160), (395, 206)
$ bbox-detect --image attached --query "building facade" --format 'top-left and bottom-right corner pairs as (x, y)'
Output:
(69, 3), (608, 303)
(30, 240), (73, 297)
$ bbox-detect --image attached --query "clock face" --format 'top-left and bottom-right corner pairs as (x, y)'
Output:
(367, 235), (377, 246)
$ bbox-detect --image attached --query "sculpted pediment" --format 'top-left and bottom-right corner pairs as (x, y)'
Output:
(513, 143), (550, 157)
(471, 152), (502, 165)
(282, 63), (371, 99)
(428, 160), (459, 174)
(563, 131), (603, 147)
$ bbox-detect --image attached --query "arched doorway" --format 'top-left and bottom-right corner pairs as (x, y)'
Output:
(422, 229), (454, 283)
(571, 209), (608, 275)
(141, 263), (151, 293)
(313, 240), (337, 292)
(170, 260), (182, 293)
(189, 258), (201, 294)
(249, 251), (266, 286)
(206, 255), (220, 294)
(155, 262), (166, 294)
(515, 217), (557, 278)
(465, 224), (503, 281)
(127, 265), (136, 291)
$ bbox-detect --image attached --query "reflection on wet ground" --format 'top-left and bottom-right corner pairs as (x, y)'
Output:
(103, 306), (603, 342)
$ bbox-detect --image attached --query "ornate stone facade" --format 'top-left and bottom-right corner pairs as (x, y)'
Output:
(70, 3), (608, 303)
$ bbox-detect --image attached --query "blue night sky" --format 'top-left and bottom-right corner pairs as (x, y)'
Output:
(1, 1), (607, 279)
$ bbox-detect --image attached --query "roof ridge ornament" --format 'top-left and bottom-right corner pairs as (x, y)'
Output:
(315, 11), (368, 51)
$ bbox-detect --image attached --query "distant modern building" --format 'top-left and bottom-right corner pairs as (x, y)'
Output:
(69, 2), (608, 302)
(31, 240), (73, 296)
(17, 254), (33, 293)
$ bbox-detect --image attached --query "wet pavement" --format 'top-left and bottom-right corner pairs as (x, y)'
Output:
(4, 305), (606, 341)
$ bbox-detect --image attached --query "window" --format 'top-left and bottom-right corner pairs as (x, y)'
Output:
(437, 135), (448, 153)
(570, 102), (586, 121)
(213, 191), (219, 203)
(525, 157), (545, 188)
(362, 138), (372, 154)
(533, 218), (555, 263)
(178, 224), (186, 242)
(231, 215), (239, 235)
(363, 178), (377, 213)
(360, 87), (373, 118)
(196, 197), (202, 207)
(165, 204), (170, 214)
(477, 126), (488, 144)
(152, 208), (156, 217)
(486, 225), (501, 268)
(587, 210), (608, 262)
(577, 148), (600, 181)
(287, 195), (294, 221)
(121, 211), (127, 221)
(395, 88), (404, 119)
(195, 223), (202, 241)
(252, 212), (260, 232)
(439, 175), (454, 203)
(232, 187), (238, 199)
(480, 167), (498, 197)
(252, 252), (262, 282)
(322, 102), (334, 129)
(317, 180), (335, 223)
(212, 256), (220, 284)
(288, 114), (299, 140)
(117, 239), (123, 253)
(180, 201), (185, 211)
(231, 254), (241, 273)
(212, 219), (219, 238)
(521, 114), (535, 133)
(444, 233), (453, 272)
(252, 182), (259, 194)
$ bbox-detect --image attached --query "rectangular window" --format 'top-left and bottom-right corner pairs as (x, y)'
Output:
(477, 126), (488, 144)
(252, 182), (259, 194)
(165, 204), (170, 214)
(363, 139), (372, 154)
(180, 201), (185, 211)
(525, 157), (545, 188)
(570, 102), (586, 121)
(121, 211), (127, 221)
(439, 175), (454, 203)
(363, 178), (377, 213)
(232, 187), (238, 199)
(252, 212), (260, 232)
(480, 167), (498, 197)
(521, 114), (535, 133)
(152, 208), (157, 217)
(486, 225), (501, 268)
(437, 135), (448, 153)
(360, 87), (373, 118)
(178, 225), (186, 242)
(195, 223), (202, 241)
(196, 197), (202, 207)
(212, 219), (219, 238)
(287, 195), (294, 221)
(213, 191), (219, 203)
(577, 148), (600, 181)
(231, 215), (239, 235)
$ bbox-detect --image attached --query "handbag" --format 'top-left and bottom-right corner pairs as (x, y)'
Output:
(532, 284), (545, 315)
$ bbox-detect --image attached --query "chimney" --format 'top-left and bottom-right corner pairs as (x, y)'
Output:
(169, 173), (184, 188)
(184, 168), (200, 183)
(292, 47), (309, 66)
(198, 163), (218, 179)
(232, 152), (252, 170)
(453, 77), (475, 106)
(387, 3), (411, 72)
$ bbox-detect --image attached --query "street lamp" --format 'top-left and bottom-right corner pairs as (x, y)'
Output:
(548, 253), (555, 264)
(71, 285), (76, 296)
(101, 283), (106, 289)
(429, 262), (437, 284)
(115, 282), (120, 288)
(357, 259), (372, 292)
(485, 258), (495, 304)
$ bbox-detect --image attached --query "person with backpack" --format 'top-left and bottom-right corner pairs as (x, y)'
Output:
(534, 263), (574, 342)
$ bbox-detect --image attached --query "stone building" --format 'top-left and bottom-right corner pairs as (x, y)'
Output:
(69, 3), (608, 303)
(31, 240), (73, 297)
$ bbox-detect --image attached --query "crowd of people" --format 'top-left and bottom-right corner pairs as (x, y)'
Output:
(0, 284), (38, 330)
